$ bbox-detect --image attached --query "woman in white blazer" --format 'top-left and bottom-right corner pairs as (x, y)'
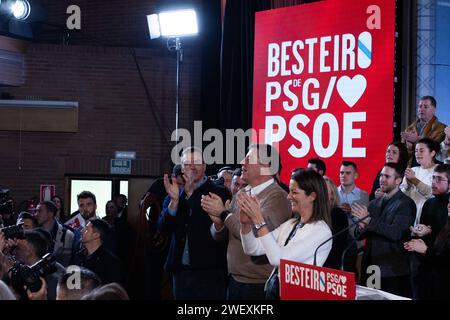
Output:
(238, 168), (332, 299)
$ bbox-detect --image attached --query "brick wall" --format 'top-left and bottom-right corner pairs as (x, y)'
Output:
(0, 0), (203, 206)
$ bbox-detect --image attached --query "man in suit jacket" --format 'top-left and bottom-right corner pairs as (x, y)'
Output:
(352, 162), (416, 298)
(159, 147), (230, 300)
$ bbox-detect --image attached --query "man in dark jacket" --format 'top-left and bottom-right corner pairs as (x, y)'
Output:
(159, 147), (230, 300)
(76, 219), (122, 285)
(352, 162), (416, 298)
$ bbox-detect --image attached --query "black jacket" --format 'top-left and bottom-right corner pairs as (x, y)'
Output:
(159, 179), (230, 272)
(356, 189), (416, 277)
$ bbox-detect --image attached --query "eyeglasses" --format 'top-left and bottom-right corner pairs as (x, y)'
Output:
(432, 176), (449, 183)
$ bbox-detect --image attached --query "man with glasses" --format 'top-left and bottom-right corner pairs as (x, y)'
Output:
(408, 163), (449, 299)
(201, 144), (291, 300)
(413, 164), (450, 246)
(160, 147), (230, 300)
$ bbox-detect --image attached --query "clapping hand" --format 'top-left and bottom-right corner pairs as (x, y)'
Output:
(351, 203), (370, 228)
(201, 192), (230, 218)
(374, 188), (385, 199)
(404, 239), (428, 254)
(401, 130), (419, 144)
(237, 192), (263, 224)
(410, 224), (432, 238)
(163, 174), (180, 201)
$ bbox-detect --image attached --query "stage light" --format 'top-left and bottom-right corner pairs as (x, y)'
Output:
(11, 0), (31, 21)
(147, 9), (198, 39)
(146, 9), (199, 142)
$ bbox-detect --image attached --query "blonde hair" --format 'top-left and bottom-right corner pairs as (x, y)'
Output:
(323, 176), (340, 208)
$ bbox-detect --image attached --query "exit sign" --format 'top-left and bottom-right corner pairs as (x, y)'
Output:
(111, 159), (131, 174)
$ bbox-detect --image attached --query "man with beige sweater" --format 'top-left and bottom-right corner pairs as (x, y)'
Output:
(201, 144), (291, 299)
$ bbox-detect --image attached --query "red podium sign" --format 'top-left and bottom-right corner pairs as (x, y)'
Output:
(252, 0), (395, 192)
(280, 260), (356, 300)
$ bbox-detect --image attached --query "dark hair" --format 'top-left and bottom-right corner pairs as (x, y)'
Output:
(39, 200), (58, 217)
(58, 267), (101, 299)
(51, 195), (64, 213)
(434, 163), (450, 182)
(172, 164), (183, 177)
(17, 211), (38, 227)
(24, 230), (49, 259)
(232, 167), (242, 177)
(388, 141), (409, 170)
(89, 219), (110, 243)
(307, 158), (326, 175)
(115, 194), (127, 204)
(290, 169), (331, 226)
(341, 161), (357, 172)
(218, 166), (233, 174)
(248, 143), (281, 175)
(416, 137), (440, 160)
(420, 95), (437, 108)
(81, 282), (130, 300)
(106, 200), (116, 207)
(291, 167), (305, 176)
(77, 191), (97, 205)
(33, 228), (53, 250)
(383, 162), (406, 179)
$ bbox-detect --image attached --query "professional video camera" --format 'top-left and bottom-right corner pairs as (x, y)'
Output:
(0, 189), (14, 216)
(0, 223), (25, 240)
(9, 253), (57, 298)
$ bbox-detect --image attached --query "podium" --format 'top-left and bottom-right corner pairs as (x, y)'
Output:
(279, 259), (411, 300)
(356, 285), (411, 300)
(280, 259), (356, 300)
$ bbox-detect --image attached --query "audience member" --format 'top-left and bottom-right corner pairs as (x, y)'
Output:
(239, 169), (332, 299)
(401, 96), (446, 166)
(370, 142), (409, 200)
(75, 219), (122, 285)
(307, 158), (326, 176)
(202, 144), (291, 300)
(56, 267), (101, 300)
(159, 147), (230, 300)
(400, 138), (439, 225)
(353, 162), (416, 297)
(323, 176), (349, 270)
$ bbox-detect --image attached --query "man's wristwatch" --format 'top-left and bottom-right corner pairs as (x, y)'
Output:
(253, 222), (267, 231)
(220, 210), (230, 222)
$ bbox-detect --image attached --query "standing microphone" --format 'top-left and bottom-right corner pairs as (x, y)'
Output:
(313, 214), (371, 266)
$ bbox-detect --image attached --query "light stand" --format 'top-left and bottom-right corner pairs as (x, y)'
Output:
(147, 9), (198, 144)
(167, 37), (183, 142)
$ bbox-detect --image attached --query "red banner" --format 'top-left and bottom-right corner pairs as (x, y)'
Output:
(252, 0), (395, 191)
(280, 260), (356, 300)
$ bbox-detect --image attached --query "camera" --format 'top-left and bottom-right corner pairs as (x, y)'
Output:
(9, 253), (57, 296)
(0, 223), (25, 240)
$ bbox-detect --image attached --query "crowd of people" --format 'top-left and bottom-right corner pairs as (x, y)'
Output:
(0, 95), (449, 300)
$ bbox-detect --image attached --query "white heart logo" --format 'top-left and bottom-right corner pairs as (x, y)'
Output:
(340, 275), (347, 285)
(336, 75), (367, 108)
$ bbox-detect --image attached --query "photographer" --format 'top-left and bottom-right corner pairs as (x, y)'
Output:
(0, 189), (17, 227)
(0, 230), (64, 300)
(35, 201), (75, 267)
